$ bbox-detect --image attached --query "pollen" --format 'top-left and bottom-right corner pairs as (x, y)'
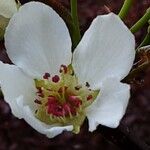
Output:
(34, 65), (100, 134)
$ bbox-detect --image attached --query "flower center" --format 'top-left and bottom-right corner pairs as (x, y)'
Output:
(34, 65), (100, 133)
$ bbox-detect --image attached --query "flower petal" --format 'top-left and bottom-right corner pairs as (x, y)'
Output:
(86, 78), (130, 131)
(0, 0), (18, 18)
(72, 13), (135, 89)
(16, 96), (73, 138)
(0, 61), (73, 137)
(0, 61), (36, 117)
(5, 2), (72, 78)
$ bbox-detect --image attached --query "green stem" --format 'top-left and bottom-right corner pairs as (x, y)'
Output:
(130, 8), (150, 33)
(118, 0), (133, 20)
(70, 0), (81, 49)
(138, 33), (150, 49)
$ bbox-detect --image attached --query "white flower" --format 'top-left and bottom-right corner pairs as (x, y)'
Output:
(0, 0), (19, 38)
(0, 0), (19, 18)
(0, 2), (135, 138)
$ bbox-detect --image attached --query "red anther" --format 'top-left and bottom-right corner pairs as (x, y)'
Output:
(68, 96), (82, 108)
(87, 95), (93, 101)
(43, 72), (50, 79)
(34, 99), (42, 105)
(52, 75), (60, 83)
(59, 65), (67, 73)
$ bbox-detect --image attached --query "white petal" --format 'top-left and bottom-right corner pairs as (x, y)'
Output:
(0, 61), (73, 138)
(0, 61), (36, 117)
(86, 78), (130, 131)
(16, 96), (73, 138)
(0, 0), (18, 18)
(72, 13), (135, 89)
(5, 2), (72, 78)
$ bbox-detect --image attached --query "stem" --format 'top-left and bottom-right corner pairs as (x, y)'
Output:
(70, 0), (81, 49)
(130, 8), (150, 33)
(118, 0), (133, 20)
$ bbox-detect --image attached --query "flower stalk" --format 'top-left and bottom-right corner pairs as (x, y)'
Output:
(118, 0), (133, 20)
(130, 8), (150, 33)
(70, 0), (81, 49)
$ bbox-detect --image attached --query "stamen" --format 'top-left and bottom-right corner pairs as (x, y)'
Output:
(86, 82), (90, 87)
(59, 65), (67, 73)
(52, 75), (60, 83)
(43, 72), (50, 79)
